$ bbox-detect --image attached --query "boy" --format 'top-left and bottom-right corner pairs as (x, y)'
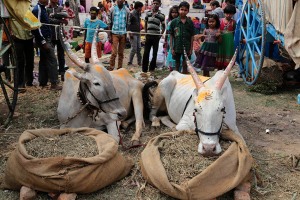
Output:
(169, 1), (195, 74)
(83, 6), (108, 63)
(142, 0), (165, 73)
(128, 1), (144, 66)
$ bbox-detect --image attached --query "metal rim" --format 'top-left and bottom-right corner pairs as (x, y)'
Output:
(238, 0), (266, 85)
(0, 17), (18, 128)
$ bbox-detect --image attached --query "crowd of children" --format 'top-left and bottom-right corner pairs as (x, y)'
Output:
(67, 0), (239, 77)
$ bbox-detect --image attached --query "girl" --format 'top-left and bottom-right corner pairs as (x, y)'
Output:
(216, 4), (236, 70)
(195, 14), (221, 77)
(165, 5), (179, 71)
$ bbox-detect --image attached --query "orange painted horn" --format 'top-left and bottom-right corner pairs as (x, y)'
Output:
(59, 25), (88, 71)
(215, 49), (238, 90)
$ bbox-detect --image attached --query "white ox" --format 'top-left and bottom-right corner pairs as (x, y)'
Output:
(150, 50), (244, 156)
(57, 27), (153, 145)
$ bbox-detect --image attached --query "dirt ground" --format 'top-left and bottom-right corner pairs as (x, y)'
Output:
(0, 47), (299, 200)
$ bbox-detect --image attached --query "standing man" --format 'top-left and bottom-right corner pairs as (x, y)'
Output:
(11, 18), (34, 89)
(32, 0), (61, 90)
(142, 0), (165, 73)
(47, 0), (68, 81)
(108, 0), (130, 70)
(127, 1), (143, 66)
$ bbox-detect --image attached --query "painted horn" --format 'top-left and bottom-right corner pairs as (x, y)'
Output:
(91, 25), (100, 64)
(183, 48), (205, 90)
(59, 25), (88, 71)
(215, 48), (238, 90)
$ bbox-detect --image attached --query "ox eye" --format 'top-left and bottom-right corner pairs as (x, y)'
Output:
(94, 82), (101, 86)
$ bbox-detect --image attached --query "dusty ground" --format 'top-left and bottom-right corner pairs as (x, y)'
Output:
(0, 46), (299, 200)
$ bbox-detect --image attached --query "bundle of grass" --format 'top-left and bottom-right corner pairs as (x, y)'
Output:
(159, 133), (231, 184)
(140, 130), (253, 200)
(25, 132), (98, 158)
(3, 128), (133, 194)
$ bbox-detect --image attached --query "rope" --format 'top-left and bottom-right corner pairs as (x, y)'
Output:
(41, 22), (236, 37)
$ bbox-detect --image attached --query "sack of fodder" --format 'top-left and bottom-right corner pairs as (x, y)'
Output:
(140, 130), (253, 200)
(3, 127), (133, 193)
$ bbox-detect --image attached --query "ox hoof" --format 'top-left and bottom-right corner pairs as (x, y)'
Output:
(57, 193), (77, 200)
(129, 140), (144, 149)
(151, 117), (160, 127)
(20, 186), (37, 200)
(234, 190), (250, 200)
(120, 121), (130, 131)
(171, 127), (177, 132)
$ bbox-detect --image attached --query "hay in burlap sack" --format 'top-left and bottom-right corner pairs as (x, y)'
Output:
(140, 130), (253, 200)
(3, 128), (134, 194)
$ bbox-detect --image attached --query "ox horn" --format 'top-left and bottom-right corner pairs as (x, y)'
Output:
(91, 26), (100, 64)
(215, 49), (238, 90)
(59, 25), (89, 71)
(183, 48), (204, 90)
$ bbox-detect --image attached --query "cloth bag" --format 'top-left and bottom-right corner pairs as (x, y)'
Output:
(3, 128), (133, 194)
(140, 129), (253, 200)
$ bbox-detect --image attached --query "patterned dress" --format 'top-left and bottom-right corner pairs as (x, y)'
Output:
(63, 6), (75, 42)
(195, 28), (219, 71)
(216, 18), (236, 70)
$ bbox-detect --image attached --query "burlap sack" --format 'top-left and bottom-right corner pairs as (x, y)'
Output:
(140, 130), (253, 200)
(3, 0), (40, 30)
(3, 128), (134, 193)
(284, 1), (300, 68)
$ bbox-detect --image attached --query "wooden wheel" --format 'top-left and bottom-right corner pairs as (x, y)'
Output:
(237, 0), (266, 85)
(0, 17), (18, 128)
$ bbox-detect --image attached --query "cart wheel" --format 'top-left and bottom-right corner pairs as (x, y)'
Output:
(0, 17), (18, 128)
(237, 0), (266, 85)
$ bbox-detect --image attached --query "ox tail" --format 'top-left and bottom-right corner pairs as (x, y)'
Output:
(142, 81), (158, 120)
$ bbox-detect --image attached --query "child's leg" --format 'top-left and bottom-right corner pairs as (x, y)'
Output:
(182, 59), (188, 74)
(174, 53), (180, 72)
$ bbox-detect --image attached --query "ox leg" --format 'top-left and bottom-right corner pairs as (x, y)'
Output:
(150, 87), (165, 127)
(106, 122), (120, 144)
(160, 116), (177, 131)
(130, 90), (145, 142)
(121, 115), (136, 130)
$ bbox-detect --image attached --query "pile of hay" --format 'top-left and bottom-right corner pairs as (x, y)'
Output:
(159, 133), (231, 184)
(25, 133), (98, 158)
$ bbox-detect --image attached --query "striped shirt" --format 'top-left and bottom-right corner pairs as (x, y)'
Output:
(145, 10), (165, 34)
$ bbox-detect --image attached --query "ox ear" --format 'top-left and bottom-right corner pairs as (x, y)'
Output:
(59, 25), (89, 71)
(72, 71), (91, 83)
(215, 49), (238, 90)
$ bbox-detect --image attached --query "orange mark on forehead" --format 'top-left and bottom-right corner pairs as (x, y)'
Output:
(94, 65), (103, 73)
(197, 90), (212, 103)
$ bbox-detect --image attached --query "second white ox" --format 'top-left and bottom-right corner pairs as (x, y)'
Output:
(150, 50), (244, 156)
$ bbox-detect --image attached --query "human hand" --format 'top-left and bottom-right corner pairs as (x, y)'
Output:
(41, 43), (50, 52)
(171, 49), (175, 56)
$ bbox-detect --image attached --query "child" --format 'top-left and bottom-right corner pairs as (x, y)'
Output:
(210, 0), (224, 19)
(169, 1), (195, 74)
(195, 14), (221, 77)
(165, 5), (179, 71)
(216, 4), (236, 70)
(83, 6), (108, 63)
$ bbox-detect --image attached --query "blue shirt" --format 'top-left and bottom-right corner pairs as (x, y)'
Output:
(111, 5), (128, 35)
(84, 19), (108, 43)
